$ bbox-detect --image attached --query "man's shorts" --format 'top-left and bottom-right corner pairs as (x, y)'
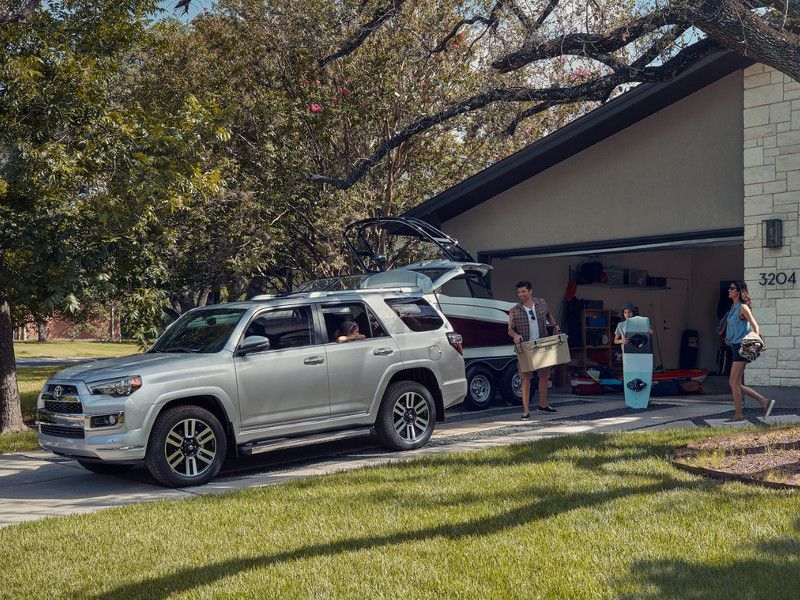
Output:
(516, 352), (550, 381)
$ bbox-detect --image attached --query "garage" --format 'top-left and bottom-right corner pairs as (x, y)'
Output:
(407, 52), (800, 387)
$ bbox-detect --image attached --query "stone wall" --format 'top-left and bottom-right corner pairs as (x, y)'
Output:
(743, 64), (800, 386)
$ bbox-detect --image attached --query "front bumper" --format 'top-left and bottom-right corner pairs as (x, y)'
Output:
(36, 408), (147, 463)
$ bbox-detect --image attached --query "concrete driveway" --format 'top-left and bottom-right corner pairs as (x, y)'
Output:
(3, 396), (798, 528)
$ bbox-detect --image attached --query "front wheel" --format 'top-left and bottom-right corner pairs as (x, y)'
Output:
(374, 381), (436, 451)
(145, 405), (227, 487)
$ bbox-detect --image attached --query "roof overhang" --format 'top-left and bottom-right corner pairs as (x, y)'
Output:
(476, 228), (744, 262)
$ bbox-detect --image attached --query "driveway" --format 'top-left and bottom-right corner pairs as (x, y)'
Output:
(2, 396), (799, 528)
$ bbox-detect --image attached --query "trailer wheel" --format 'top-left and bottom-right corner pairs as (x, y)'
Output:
(463, 365), (496, 410)
(500, 362), (523, 405)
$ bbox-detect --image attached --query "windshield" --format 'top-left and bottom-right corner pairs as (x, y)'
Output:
(150, 308), (247, 354)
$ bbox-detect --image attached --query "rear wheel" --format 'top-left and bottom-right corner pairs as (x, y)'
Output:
(500, 362), (523, 405)
(463, 365), (496, 410)
(374, 381), (436, 451)
(145, 405), (227, 487)
(77, 461), (134, 475)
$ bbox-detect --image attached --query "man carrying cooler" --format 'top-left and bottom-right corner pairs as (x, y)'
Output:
(508, 280), (560, 419)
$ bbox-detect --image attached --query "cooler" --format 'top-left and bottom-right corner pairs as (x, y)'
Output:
(517, 334), (570, 372)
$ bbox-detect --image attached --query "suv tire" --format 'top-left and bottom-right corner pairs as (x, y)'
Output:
(77, 461), (135, 475)
(463, 365), (496, 410)
(375, 381), (436, 451)
(145, 405), (227, 487)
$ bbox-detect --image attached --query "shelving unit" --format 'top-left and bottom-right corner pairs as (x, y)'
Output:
(569, 309), (613, 370)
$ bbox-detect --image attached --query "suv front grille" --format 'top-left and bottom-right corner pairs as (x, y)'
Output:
(44, 400), (83, 414)
(40, 425), (85, 439)
(46, 384), (79, 395)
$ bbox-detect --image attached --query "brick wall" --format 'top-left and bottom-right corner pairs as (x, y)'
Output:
(13, 313), (120, 341)
(743, 64), (800, 386)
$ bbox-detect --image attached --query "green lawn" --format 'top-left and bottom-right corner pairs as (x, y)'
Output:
(13, 339), (139, 359)
(1, 429), (798, 599)
(0, 365), (65, 454)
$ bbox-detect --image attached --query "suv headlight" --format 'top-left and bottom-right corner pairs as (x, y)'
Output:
(89, 376), (142, 397)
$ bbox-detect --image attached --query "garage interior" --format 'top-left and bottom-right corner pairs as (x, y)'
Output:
(485, 238), (743, 379)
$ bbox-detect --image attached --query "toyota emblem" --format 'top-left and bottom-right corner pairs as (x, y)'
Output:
(53, 385), (63, 398)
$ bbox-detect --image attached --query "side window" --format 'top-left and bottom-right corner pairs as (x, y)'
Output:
(321, 302), (387, 342)
(245, 306), (314, 350)
(385, 298), (444, 332)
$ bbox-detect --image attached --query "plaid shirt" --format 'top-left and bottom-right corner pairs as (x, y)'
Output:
(509, 298), (549, 341)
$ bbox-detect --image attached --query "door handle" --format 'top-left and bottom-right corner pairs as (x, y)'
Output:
(304, 356), (325, 365)
(373, 348), (394, 356)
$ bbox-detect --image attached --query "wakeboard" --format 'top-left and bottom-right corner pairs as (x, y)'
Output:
(622, 316), (653, 409)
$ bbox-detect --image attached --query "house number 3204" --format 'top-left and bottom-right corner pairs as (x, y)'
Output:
(759, 271), (797, 285)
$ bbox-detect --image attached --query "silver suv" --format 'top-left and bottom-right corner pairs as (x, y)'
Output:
(36, 290), (467, 486)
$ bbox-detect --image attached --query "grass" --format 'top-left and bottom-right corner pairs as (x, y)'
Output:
(1, 429), (799, 599)
(0, 365), (66, 454)
(13, 339), (139, 359)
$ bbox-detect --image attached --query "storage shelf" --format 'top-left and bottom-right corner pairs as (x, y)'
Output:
(576, 309), (613, 370)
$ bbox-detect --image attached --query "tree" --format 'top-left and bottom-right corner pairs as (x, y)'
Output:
(279, 0), (800, 189)
(0, 0), (220, 432)
(138, 0), (607, 302)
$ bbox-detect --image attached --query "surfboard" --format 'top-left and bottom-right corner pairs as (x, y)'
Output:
(622, 316), (653, 409)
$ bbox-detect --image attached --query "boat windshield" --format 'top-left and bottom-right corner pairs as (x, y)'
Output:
(345, 217), (474, 272)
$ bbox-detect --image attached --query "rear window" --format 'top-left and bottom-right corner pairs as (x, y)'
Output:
(385, 298), (444, 332)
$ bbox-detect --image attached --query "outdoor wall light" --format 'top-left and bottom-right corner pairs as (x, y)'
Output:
(762, 218), (783, 248)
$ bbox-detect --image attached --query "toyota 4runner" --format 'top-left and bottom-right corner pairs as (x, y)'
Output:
(36, 289), (467, 486)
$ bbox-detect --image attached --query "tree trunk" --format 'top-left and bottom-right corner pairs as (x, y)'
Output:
(0, 299), (25, 433)
(109, 305), (115, 342)
(37, 320), (47, 342)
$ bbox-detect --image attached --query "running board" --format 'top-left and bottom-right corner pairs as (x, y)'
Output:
(239, 427), (374, 456)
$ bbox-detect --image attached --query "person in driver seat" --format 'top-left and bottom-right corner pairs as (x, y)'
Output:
(335, 320), (366, 343)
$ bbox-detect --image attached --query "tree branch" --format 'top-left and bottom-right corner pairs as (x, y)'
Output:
(319, 0), (406, 68)
(309, 38), (722, 190)
(492, 7), (683, 72)
(690, 0), (800, 81)
(430, 2), (504, 54)
(0, 0), (40, 25)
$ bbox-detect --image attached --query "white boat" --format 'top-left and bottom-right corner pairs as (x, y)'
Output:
(297, 217), (524, 409)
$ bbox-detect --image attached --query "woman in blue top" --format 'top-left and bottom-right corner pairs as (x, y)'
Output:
(723, 280), (774, 421)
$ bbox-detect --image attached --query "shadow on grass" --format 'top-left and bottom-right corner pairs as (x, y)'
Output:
(93, 433), (708, 600)
(619, 519), (800, 599)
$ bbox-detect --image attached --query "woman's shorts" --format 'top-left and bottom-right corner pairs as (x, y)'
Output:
(730, 343), (751, 363)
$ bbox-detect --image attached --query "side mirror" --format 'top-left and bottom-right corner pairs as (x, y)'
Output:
(237, 335), (270, 356)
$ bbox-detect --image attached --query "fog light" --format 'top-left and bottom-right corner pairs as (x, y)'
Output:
(90, 414), (123, 428)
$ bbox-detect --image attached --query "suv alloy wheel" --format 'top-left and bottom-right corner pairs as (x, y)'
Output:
(145, 405), (227, 487)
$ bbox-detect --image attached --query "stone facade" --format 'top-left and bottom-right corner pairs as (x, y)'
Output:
(743, 64), (800, 386)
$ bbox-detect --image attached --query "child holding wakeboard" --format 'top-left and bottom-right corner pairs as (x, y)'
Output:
(613, 303), (652, 348)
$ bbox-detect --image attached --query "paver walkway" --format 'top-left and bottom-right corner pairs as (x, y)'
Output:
(1, 396), (796, 527)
